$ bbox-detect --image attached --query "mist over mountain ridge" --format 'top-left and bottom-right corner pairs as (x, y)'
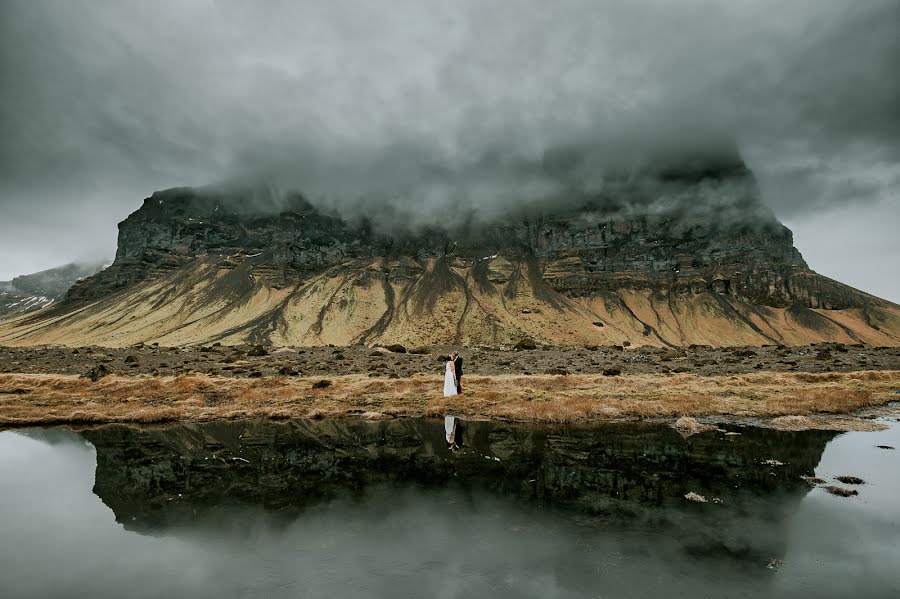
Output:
(184, 139), (776, 238)
(0, 261), (106, 318)
(2, 150), (897, 349)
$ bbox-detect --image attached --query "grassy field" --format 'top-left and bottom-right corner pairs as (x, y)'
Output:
(1, 370), (898, 428)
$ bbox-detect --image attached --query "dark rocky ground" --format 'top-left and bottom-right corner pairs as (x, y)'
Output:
(1, 342), (898, 379)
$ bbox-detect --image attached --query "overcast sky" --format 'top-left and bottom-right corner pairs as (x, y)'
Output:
(1, 0), (898, 301)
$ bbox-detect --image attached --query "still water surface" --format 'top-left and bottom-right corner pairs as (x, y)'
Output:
(0, 418), (898, 598)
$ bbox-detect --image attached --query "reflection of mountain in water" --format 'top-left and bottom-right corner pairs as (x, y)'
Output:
(83, 418), (834, 566)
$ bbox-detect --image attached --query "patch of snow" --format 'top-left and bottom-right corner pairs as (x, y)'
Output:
(246, 253), (262, 258)
(479, 254), (500, 261)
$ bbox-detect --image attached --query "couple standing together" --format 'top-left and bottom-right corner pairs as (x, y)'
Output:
(443, 351), (463, 397)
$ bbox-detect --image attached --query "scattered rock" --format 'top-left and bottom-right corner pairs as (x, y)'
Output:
(823, 485), (858, 497)
(408, 347), (430, 354)
(592, 321), (604, 327)
(672, 416), (715, 437)
(766, 558), (785, 570)
(876, 445), (895, 450)
(278, 366), (298, 376)
(124, 355), (139, 364)
(514, 338), (538, 351)
(80, 364), (111, 382)
(312, 379), (332, 389)
(248, 371), (263, 378)
(384, 344), (407, 353)
(602, 368), (621, 376)
(801, 475), (827, 485)
(247, 345), (268, 357)
(544, 368), (569, 375)
(834, 475), (864, 485)
(815, 350), (832, 360)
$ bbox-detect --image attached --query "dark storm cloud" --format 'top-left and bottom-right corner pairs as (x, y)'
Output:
(0, 0), (898, 286)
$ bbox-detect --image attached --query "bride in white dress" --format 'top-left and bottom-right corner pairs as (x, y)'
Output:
(443, 357), (458, 397)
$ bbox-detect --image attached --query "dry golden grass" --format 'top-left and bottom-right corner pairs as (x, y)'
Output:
(0, 370), (898, 427)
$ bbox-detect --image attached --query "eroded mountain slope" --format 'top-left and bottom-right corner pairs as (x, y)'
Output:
(1, 253), (897, 348)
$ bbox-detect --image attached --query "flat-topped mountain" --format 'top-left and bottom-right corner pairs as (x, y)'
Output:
(1, 157), (898, 347)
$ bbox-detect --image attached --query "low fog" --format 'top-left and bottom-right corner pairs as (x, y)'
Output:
(0, 1), (897, 298)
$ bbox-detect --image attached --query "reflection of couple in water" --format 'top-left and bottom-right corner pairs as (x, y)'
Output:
(445, 415), (462, 451)
(443, 351), (463, 397)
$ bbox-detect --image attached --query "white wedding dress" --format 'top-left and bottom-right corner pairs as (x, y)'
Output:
(443, 361), (458, 397)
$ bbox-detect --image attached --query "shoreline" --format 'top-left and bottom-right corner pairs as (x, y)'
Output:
(2, 370), (898, 431)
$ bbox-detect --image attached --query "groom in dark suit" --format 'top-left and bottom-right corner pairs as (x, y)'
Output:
(452, 351), (463, 394)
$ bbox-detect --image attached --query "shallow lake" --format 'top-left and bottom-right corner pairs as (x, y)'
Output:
(1, 417), (898, 598)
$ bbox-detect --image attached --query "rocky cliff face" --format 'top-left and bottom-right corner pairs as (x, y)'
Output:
(69, 163), (846, 309)
(3, 159), (899, 347)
